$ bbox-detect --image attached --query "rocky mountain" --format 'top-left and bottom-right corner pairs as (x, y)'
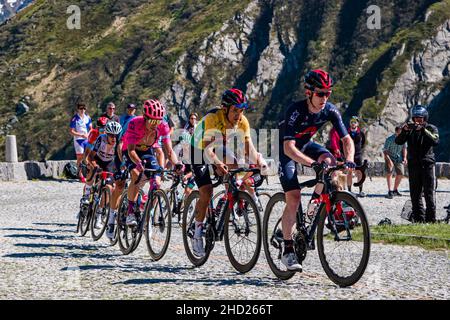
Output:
(0, 0), (34, 24)
(0, 0), (449, 162)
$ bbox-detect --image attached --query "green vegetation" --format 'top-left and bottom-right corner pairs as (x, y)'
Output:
(355, 223), (450, 250)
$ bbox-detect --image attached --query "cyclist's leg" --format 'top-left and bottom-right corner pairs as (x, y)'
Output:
(303, 142), (336, 195)
(279, 156), (301, 241)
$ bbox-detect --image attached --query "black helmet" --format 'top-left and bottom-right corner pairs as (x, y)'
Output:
(378, 218), (392, 226)
(411, 105), (428, 121)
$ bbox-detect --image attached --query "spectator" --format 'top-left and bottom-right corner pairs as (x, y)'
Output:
(119, 103), (137, 140)
(395, 105), (439, 223)
(184, 112), (198, 135)
(69, 102), (92, 181)
(383, 126), (407, 199)
(346, 116), (366, 197)
(101, 102), (120, 123)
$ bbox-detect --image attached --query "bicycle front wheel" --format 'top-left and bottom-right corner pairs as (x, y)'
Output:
(224, 191), (262, 273)
(262, 192), (295, 280)
(91, 187), (111, 241)
(317, 191), (371, 287)
(181, 191), (211, 267)
(145, 189), (172, 261)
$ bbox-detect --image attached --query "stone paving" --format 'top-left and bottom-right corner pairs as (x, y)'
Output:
(0, 177), (449, 299)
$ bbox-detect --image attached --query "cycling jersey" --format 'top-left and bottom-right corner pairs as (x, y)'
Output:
(278, 100), (348, 192)
(192, 107), (251, 150)
(279, 100), (348, 150)
(92, 134), (116, 163)
(122, 116), (171, 152)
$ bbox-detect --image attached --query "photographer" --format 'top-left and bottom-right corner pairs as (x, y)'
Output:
(395, 105), (439, 223)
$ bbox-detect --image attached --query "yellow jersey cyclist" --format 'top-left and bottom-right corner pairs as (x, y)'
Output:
(121, 99), (183, 226)
(278, 69), (355, 271)
(190, 88), (267, 257)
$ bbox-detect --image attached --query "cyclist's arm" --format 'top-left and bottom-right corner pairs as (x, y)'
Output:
(341, 135), (355, 162)
(283, 140), (315, 167)
(87, 150), (98, 168)
(117, 140), (123, 162)
(127, 143), (142, 166)
(162, 139), (179, 165)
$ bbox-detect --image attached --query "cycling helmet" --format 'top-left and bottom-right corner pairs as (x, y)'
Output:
(221, 88), (248, 109)
(304, 69), (334, 91)
(143, 99), (165, 120)
(411, 105), (428, 121)
(378, 218), (392, 226)
(105, 121), (122, 135)
(350, 116), (359, 124)
(96, 116), (108, 127)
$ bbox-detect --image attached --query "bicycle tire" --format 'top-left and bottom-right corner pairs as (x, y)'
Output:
(262, 192), (295, 280)
(145, 189), (172, 261)
(91, 187), (111, 241)
(181, 190), (212, 267)
(79, 203), (92, 237)
(117, 189), (144, 255)
(224, 191), (262, 273)
(316, 191), (371, 287)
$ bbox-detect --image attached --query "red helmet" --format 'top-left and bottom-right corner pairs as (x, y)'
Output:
(96, 116), (108, 127)
(221, 88), (248, 109)
(143, 99), (165, 120)
(304, 69), (334, 91)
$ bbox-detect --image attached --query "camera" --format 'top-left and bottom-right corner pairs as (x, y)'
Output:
(406, 121), (418, 130)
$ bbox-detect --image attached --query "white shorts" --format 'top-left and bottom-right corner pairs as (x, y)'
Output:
(74, 139), (88, 155)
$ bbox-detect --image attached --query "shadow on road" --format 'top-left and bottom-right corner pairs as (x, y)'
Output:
(4, 234), (75, 240)
(1, 227), (68, 233)
(15, 242), (99, 251)
(33, 222), (77, 227)
(3, 251), (119, 259)
(112, 276), (281, 287)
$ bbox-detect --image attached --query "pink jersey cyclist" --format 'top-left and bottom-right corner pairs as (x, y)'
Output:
(122, 116), (171, 169)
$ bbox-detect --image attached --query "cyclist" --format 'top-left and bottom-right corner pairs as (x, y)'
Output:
(190, 88), (267, 257)
(82, 116), (109, 164)
(121, 99), (183, 226)
(83, 121), (122, 228)
(278, 69), (355, 271)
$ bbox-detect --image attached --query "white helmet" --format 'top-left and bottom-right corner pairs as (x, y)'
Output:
(105, 121), (122, 135)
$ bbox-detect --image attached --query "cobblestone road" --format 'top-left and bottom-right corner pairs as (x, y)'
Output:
(0, 177), (449, 299)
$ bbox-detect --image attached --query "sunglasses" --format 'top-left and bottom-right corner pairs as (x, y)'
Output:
(78, 107), (87, 110)
(107, 133), (117, 139)
(313, 91), (332, 98)
(190, 117), (197, 120)
(233, 102), (248, 109)
(145, 118), (162, 125)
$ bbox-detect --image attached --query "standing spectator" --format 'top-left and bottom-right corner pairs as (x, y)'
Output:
(383, 126), (407, 199)
(184, 112), (198, 135)
(346, 116), (366, 197)
(69, 102), (92, 181)
(119, 103), (137, 140)
(395, 105), (439, 223)
(101, 102), (120, 123)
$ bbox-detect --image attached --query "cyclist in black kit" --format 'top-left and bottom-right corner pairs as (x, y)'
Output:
(278, 69), (355, 271)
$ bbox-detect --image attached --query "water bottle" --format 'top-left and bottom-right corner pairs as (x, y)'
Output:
(215, 197), (226, 217)
(139, 193), (148, 212)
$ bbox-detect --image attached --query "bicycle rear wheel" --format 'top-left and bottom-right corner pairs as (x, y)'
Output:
(145, 189), (172, 261)
(181, 191), (212, 267)
(224, 191), (261, 273)
(118, 190), (144, 255)
(317, 191), (370, 287)
(91, 187), (111, 241)
(262, 192), (295, 280)
(79, 203), (92, 237)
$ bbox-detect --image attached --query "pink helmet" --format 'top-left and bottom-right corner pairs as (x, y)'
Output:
(143, 99), (165, 120)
